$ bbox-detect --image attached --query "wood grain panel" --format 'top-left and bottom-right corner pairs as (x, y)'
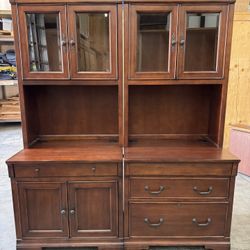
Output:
(129, 85), (220, 136)
(224, 13), (250, 147)
(24, 85), (118, 137)
(129, 202), (228, 237)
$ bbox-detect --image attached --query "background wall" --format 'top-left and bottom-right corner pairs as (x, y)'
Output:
(0, 0), (11, 10)
(223, 1), (250, 148)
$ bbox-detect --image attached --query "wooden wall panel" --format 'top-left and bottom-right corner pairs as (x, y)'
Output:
(224, 13), (250, 148)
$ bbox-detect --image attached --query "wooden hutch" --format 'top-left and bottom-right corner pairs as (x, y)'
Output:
(7, 0), (239, 249)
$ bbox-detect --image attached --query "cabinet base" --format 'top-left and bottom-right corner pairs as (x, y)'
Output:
(123, 241), (230, 250)
(16, 240), (123, 250)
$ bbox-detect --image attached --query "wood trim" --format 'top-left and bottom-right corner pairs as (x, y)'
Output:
(11, 0), (236, 3)
(118, 4), (124, 145)
(68, 4), (118, 80)
(177, 4), (228, 79)
(18, 5), (70, 80)
(128, 4), (178, 80)
(12, 5), (29, 147)
(218, 4), (235, 147)
(11, 180), (23, 239)
(124, 4), (129, 146)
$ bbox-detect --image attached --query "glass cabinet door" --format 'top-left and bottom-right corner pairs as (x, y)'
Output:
(129, 5), (177, 80)
(177, 5), (227, 79)
(68, 5), (117, 80)
(19, 6), (69, 79)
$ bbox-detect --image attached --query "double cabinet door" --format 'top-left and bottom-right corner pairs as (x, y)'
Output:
(18, 5), (117, 80)
(18, 181), (118, 238)
(129, 4), (227, 80)
(18, 4), (227, 80)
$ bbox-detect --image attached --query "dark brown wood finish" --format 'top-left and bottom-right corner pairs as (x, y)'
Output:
(177, 5), (228, 79)
(7, 0), (238, 249)
(18, 5), (70, 80)
(18, 182), (69, 238)
(128, 4), (178, 80)
(68, 5), (118, 80)
(68, 181), (118, 237)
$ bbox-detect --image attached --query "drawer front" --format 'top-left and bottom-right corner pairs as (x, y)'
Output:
(127, 163), (232, 176)
(129, 202), (227, 237)
(130, 178), (229, 199)
(14, 163), (118, 177)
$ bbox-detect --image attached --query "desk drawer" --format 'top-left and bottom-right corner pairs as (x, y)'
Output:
(14, 163), (118, 177)
(127, 163), (232, 176)
(130, 178), (229, 199)
(129, 202), (227, 237)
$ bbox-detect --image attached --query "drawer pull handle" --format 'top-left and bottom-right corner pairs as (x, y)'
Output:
(193, 186), (213, 195)
(144, 185), (165, 195)
(35, 168), (40, 173)
(192, 218), (211, 227)
(144, 218), (164, 227)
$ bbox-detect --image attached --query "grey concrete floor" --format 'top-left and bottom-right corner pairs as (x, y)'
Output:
(0, 124), (250, 250)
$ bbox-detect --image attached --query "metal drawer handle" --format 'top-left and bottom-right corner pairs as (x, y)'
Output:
(144, 218), (164, 227)
(144, 185), (165, 195)
(192, 218), (211, 227)
(34, 168), (40, 173)
(193, 186), (213, 195)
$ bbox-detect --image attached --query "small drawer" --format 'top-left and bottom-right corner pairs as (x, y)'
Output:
(127, 163), (233, 176)
(14, 163), (118, 178)
(129, 202), (227, 237)
(130, 178), (229, 199)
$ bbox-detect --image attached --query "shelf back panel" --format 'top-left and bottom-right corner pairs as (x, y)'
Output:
(24, 85), (118, 141)
(128, 85), (221, 138)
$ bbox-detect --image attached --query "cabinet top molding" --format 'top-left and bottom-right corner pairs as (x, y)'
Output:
(10, 0), (236, 4)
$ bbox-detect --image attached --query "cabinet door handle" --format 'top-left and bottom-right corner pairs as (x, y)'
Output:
(180, 38), (185, 48)
(144, 185), (165, 195)
(70, 40), (76, 47)
(60, 209), (66, 215)
(144, 218), (164, 227)
(70, 209), (75, 215)
(171, 33), (177, 47)
(193, 186), (213, 195)
(192, 218), (211, 227)
(61, 40), (67, 47)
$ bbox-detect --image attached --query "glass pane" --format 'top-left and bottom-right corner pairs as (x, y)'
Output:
(137, 13), (170, 72)
(184, 12), (219, 71)
(76, 13), (110, 72)
(26, 13), (62, 72)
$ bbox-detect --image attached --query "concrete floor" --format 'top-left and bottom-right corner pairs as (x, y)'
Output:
(0, 124), (250, 250)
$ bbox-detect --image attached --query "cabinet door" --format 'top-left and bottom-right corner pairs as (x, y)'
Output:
(129, 5), (178, 80)
(18, 182), (68, 238)
(68, 5), (117, 80)
(19, 5), (69, 80)
(68, 181), (118, 237)
(177, 5), (227, 79)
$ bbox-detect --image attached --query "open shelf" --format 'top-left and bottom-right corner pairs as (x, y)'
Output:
(0, 36), (14, 42)
(128, 85), (222, 147)
(128, 135), (216, 148)
(24, 85), (120, 147)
